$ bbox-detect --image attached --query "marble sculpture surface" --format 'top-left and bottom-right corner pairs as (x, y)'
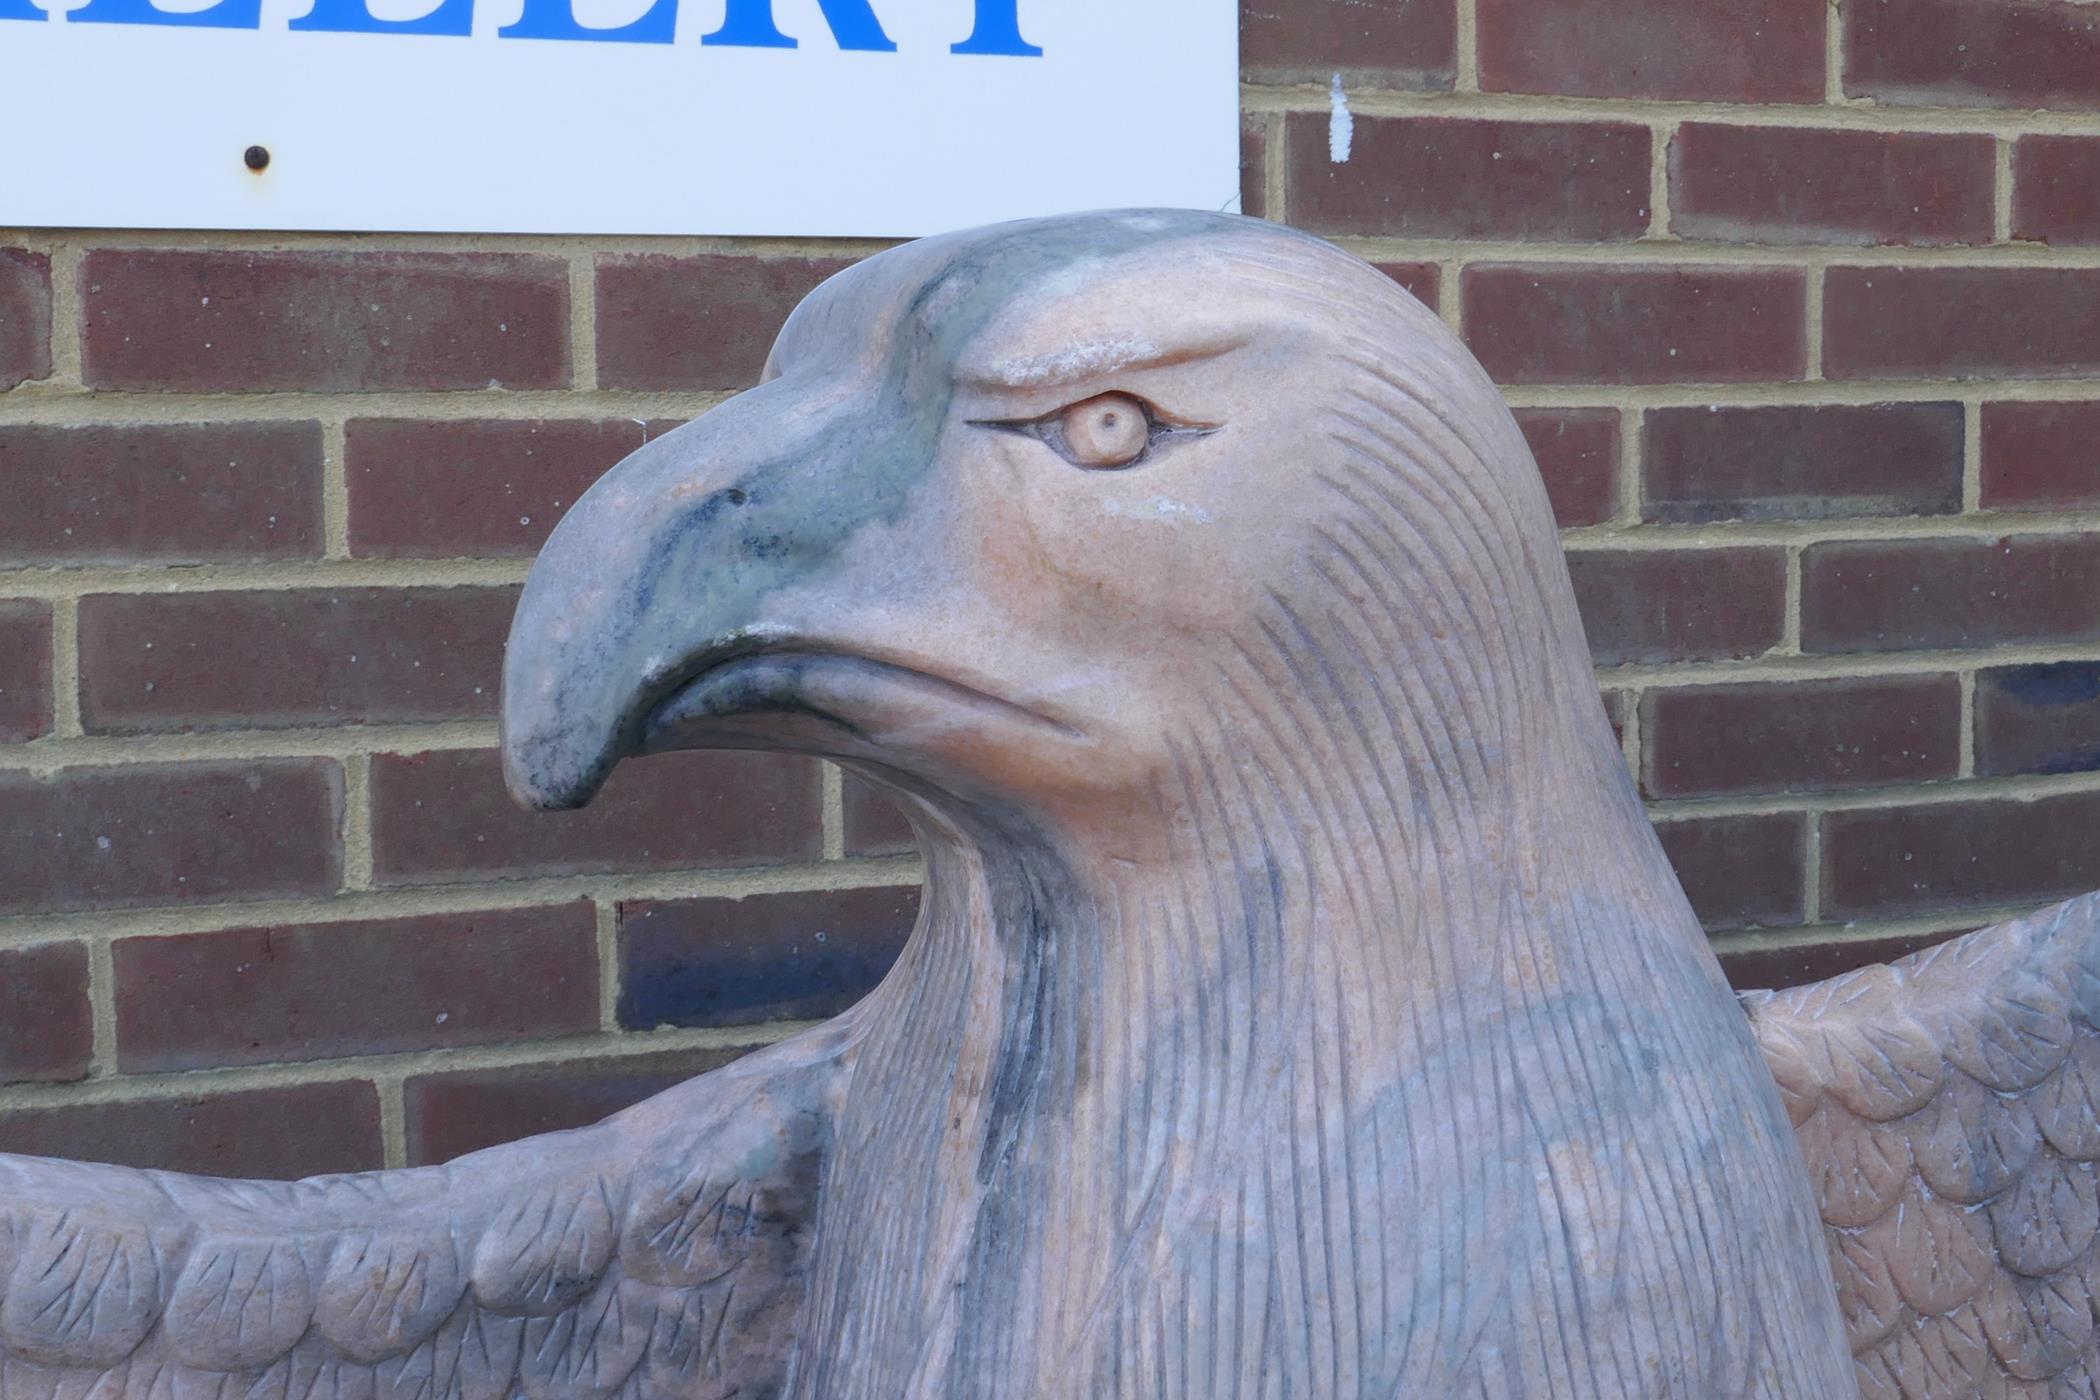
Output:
(2, 210), (2098, 1399)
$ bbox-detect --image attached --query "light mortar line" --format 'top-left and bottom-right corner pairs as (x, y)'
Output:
(1780, 546), (1804, 654)
(569, 249), (599, 391)
(1803, 261), (1826, 381)
(595, 899), (621, 1032)
(1647, 122), (1672, 239)
(1600, 640), (2100, 688)
(820, 762), (846, 861)
(1453, 0), (1479, 94)
(49, 596), (80, 738)
(1618, 691), (1643, 786)
(1799, 815), (1823, 925)
(0, 387), (739, 426)
(0, 226), (899, 262)
(1643, 767), (2100, 822)
(1310, 233), (2100, 269)
(1962, 398), (1985, 511)
(1824, 0), (1846, 105)
(0, 1019), (822, 1114)
(321, 419), (351, 560)
(85, 935), (117, 1080)
(342, 752), (374, 890)
(1959, 671), (1978, 778)
(1614, 406), (1642, 524)
(1438, 257), (1466, 335)
(0, 854), (926, 948)
(1560, 513), (2100, 548)
(1708, 906), (2003, 958)
(0, 558), (531, 602)
(378, 1075), (407, 1170)
(46, 242), (83, 388)
(1996, 136), (2017, 243)
(1234, 83), (2100, 136)
(0, 720), (499, 775)
(1262, 111), (1286, 222)
(1498, 379), (2100, 409)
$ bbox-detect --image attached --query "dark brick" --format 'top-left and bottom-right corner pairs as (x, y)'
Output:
(0, 249), (52, 391)
(1642, 402), (1964, 523)
(1825, 267), (2100, 380)
(1642, 675), (1960, 797)
(0, 601), (51, 744)
(1802, 535), (2100, 653)
(596, 254), (856, 392)
(1977, 662), (2100, 776)
(1670, 124), (1994, 247)
(0, 942), (92, 1084)
(1242, 122), (1267, 220)
(0, 1081), (381, 1178)
(372, 747), (820, 885)
(1286, 115), (1649, 241)
(1824, 790), (2100, 919)
(1721, 928), (1966, 990)
(619, 885), (919, 1031)
(2015, 136), (2100, 245)
(843, 773), (916, 857)
(1656, 813), (1806, 931)
(404, 1046), (758, 1165)
(113, 903), (598, 1074)
(1463, 265), (1807, 385)
(1375, 262), (1442, 312)
(0, 423), (324, 566)
(1568, 547), (1787, 665)
(1480, 0), (1824, 101)
(1983, 401), (2100, 510)
(1514, 408), (1619, 527)
(0, 760), (339, 917)
(348, 418), (651, 559)
(79, 587), (515, 733)
(1846, 0), (2100, 110)
(1241, 0), (1455, 86)
(82, 250), (568, 392)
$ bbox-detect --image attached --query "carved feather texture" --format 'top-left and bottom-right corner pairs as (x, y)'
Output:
(0, 1031), (840, 1398)
(1747, 890), (2100, 1398)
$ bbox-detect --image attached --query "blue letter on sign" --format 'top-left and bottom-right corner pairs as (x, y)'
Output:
(500, 0), (673, 43)
(72, 0), (260, 27)
(0, 0), (42, 20)
(952, 0), (1038, 55)
(293, 0), (470, 36)
(703, 0), (895, 51)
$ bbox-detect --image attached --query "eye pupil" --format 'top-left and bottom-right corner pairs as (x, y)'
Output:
(1060, 392), (1150, 469)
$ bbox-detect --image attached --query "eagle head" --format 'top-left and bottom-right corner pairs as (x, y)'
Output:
(502, 210), (1606, 858)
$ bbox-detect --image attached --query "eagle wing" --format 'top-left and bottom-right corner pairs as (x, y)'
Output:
(0, 1023), (846, 1399)
(1744, 891), (2100, 1399)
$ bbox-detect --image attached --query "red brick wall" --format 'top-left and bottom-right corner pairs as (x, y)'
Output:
(4, 0), (2100, 1175)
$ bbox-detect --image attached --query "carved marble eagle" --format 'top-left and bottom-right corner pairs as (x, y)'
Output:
(1, 210), (2096, 1398)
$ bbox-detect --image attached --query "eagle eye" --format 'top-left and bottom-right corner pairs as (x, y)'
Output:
(976, 391), (1214, 472)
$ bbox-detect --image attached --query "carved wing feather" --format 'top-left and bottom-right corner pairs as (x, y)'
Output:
(1745, 891), (2100, 1400)
(0, 1028), (843, 1399)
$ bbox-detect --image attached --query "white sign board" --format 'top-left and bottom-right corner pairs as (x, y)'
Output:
(0, 1), (1239, 235)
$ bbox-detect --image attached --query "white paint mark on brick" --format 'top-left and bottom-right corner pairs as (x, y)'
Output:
(1328, 74), (1353, 164)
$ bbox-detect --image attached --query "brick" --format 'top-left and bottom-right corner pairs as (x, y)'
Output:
(1655, 814), (1806, 932)
(0, 601), (51, 744)
(0, 248), (51, 390)
(0, 760), (339, 917)
(0, 942), (92, 1084)
(843, 773), (916, 857)
(1670, 124), (1994, 247)
(620, 885), (919, 1031)
(1514, 408), (1619, 527)
(1463, 265), (1807, 385)
(1479, 0), (1823, 101)
(82, 250), (568, 392)
(348, 418), (651, 559)
(1982, 402), (2100, 510)
(1567, 547), (1787, 665)
(372, 747), (820, 885)
(1240, 0), (1454, 87)
(1976, 662), (2100, 776)
(1286, 115), (1649, 241)
(113, 903), (598, 1074)
(1376, 262), (1441, 312)
(404, 1046), (758, 1165)
(1642, 675), (1960, 798)
(79, 587), (515, 734)
(1241, 122), (1266, 220)
(1825, 267), (2100, 380)
(0, 1081), (381, 1179)
(596, 254), (856, 392)
(1824, 790), (2100, 919)
(1720, 928), (1965, 991)
(1845, 0), (2100, 111)
(1802, 535), (2100, 653)
(2015, 137), (2100, 245)
(1642, 402), (1964, 523)
(0, 422), (324, 566)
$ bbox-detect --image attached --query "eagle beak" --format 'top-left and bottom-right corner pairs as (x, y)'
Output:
(499, 383), (861, 811)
